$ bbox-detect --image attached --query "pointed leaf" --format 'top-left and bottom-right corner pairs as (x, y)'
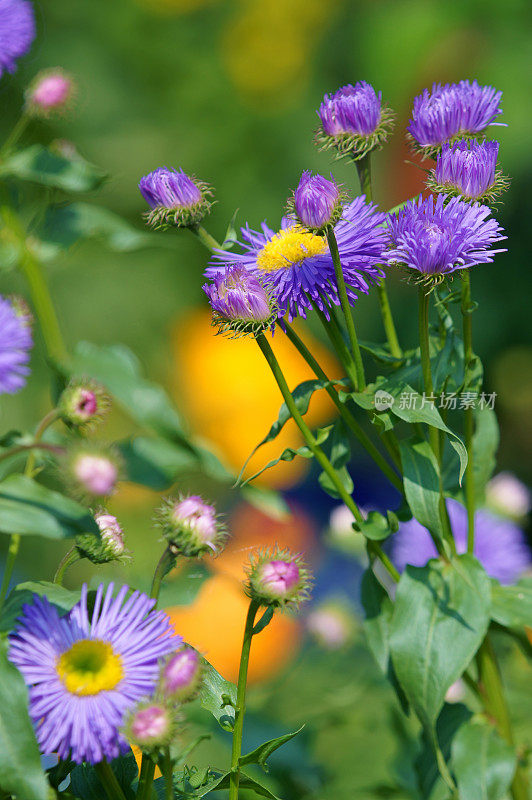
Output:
(451, 717), (516, 800)
(239, 725), (304, 770)
(0, 144), (106, 192)
(199, 657), (237, 732)
(0, 581), (80, 634)
(398, 438), (444, 541)
(491, 578), (532, 629)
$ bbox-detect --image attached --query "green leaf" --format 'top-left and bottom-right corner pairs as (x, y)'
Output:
(415, 702), (472, 800)
(0, 581), (80, 633)
(0, 144), (106, 192)
(0, 474), (99, 538)
(398, 438), (444, 541)
(359, 340), (405, 365)
(356, 510), (398, 541)
(0, 641), (48, 800)
(361, 569), (393, 674)
(239, 726), (304, 771)
(199, 658), (237, 732)
(170, 768), (281, 799)
(389, 555), (491, 731)
(240, 485), (289, 521)
(70, 753), (137, 800)
(222, 208), (239, 249)
(156, 564), (209, 609)
(239, 425), (333, 486)
(318, 419), (353, 499)
(252, 606), (275, 636)
(472, 406), (499, 503)
(451, 717), (516, 800)
(491, 578), (532, 629)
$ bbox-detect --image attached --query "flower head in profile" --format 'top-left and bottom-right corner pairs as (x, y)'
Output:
(408, 80), (504, 158)
(206, 197), (386, 321)
(76, 511), (127, 565)
(203, 264), (277, 338)
(160, 645), (203, 703)
(245, 546), (312, 608)
(316, 81), (395, 160)
(391, 499), (532, 585)
(386, 194), (506, 285)
(427, 139), (508, 204)
(288, 170), (345, 234)
(66, 444), (122, 501)
(0, 295), (32, 395)
(0, 0), (35, 78)
(26, 69), (75, 117)
(8, 583), (178, 764)
(138, 167), (213, 229)
(59, 378), (110, 433)
(156, 494), (226, 558)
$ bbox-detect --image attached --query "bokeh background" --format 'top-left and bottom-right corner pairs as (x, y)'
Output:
(1, 0), (531, 797)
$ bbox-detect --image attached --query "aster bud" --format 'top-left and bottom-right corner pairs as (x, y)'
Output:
(306, 601), (355, 649)
(203, 265), (277, 338)
(26, 69), (75, 117)
(160, 645), (203, 703)
(125, 701), (177, 752)
(76, 511), (127, 565)
(156, 494), (226, 558)
(66, 445), (121, 500)
(59, 379), (110, 433)
(426, 140), (508, 205)
(245, 547), (311, 608)
(138, 167), (213, 230)
(288, 171), (345, 234)
(315, 81), (395, 161)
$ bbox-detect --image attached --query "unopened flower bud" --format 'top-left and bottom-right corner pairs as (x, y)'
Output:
(245, 547), (311, 608)
(486, 472), (531, 520)
(59, 379), (110, 433)
(290, 171), (343, 233)
(138, 167), (213, 230)
(426, 139), (508, 204)
(76, 511), (127, 565)
(156, 494), (226, 558)
(203, 265), (277, 338)
(161, 645), (202, 702)
(126, 701), (176, 751)
(26, 69), (75, 117)
(66, 446), (121, 500)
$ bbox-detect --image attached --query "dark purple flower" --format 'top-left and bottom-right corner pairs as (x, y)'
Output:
(408, 80), (504, 156)
(206, 197), (387, 321)
(203, 265), (277, 337)
(391, 499), (531, 585)
(0, 295), (32, 395)
(293, 170), (341, 231)
(138, 167), (212, 229)
(316, 81), (394, 159)
(0, 0), (35, 78)
(386, 193), (506, 279)
(427, 139), (507, 203)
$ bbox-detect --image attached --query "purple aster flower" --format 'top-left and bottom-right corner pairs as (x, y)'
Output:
(427, 139), (508, 203)
(316, 81), (395, 160)
(291, 170), (342, 232)
(206, 197), (387, 321)
(391, 499), (531, 585)
(0, 0), (35, 78)
(0, 294), (32, 395)
(386, 193), (506, 282)
(138, 167), (213, 229)
(8, 583), (179, 764)
(203, 264), (277, 338)
(408, 80), (505, 157)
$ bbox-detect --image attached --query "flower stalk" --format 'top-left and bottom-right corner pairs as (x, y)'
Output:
(461, 272), (476, 554)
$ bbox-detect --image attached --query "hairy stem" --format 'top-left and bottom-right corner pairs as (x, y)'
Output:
(191, 224), (222, 252)
(461, 272), (475, 554)
(53, 547), (80, 586)
(150, 546), (176, 604)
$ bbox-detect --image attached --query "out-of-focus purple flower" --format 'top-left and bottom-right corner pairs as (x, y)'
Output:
(386, 194), (506, 282)
(67, 446), (121, 499)
(0, 0), (35, 78)
(246, 547), (311, 608)
(138, 167), (212, 229)
(8, 583), (177, 764)
(207, 197), (386, 322)
(203, 264), (277, 337)
(427, 139), (507, 203)
(156, 494), (226, 558)
(0, 295), (32, 395)
(486, 472), (531, 520)
(391, 499), (532, 585)
(291, 171), (342, 231)
(408, 80), (504, 157)
(27, 69), (74, 116)
(316, 82), (395, 160)
(306, 601), (354, 649)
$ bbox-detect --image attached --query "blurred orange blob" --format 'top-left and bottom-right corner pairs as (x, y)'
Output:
(172, 309), (338, 489)
(214, 501), (318, 581)
(166, 573), (301, 684)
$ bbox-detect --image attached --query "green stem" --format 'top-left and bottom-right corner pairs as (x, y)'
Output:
(25, 409), (60, 477)
(163, 747), (173, 800)
(53, 547), (80, 585)
(461, 272), (475, 554)
(256, 333), (399, 581)
(137, 758), (156, 800)
(229, 599), (260, 800)
(94, 760), (128, 800)
(20, 248), (67, 364)
(0, 113), (30, 158)
(0, 534), (20, 615)
(283, 322), (403, 493)
(315, 306), (359, 391)
(418, 289), (456, 557)
(326, 226), (365, 391)
(477, 636), (529, 800)
(0, 441), (64, 464)
(150, 546), (176, 605)
(191, 224), (222, 252)
(355, 154), (402, 359)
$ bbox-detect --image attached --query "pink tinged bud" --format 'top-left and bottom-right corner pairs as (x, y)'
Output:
(172, 496), (217, 545)
(74, 455), (118, 497)
(306, 607), (351, 649)
(31, 72), (72, 110)
(486, 472), (531, 519)
(162, 647), (201, 699)
(258, 560), (300, 598)
(130, 704), (170, 745)
(75, 389), (98, 419)
(95, 513), (125, 556)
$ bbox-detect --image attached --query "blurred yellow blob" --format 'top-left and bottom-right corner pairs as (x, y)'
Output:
(166, 573), (301, 684)
(172, 309), (338, 489)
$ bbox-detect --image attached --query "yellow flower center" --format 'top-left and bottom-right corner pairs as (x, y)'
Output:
(56, 639), (123, 696)
(256, 226), (327, 272)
